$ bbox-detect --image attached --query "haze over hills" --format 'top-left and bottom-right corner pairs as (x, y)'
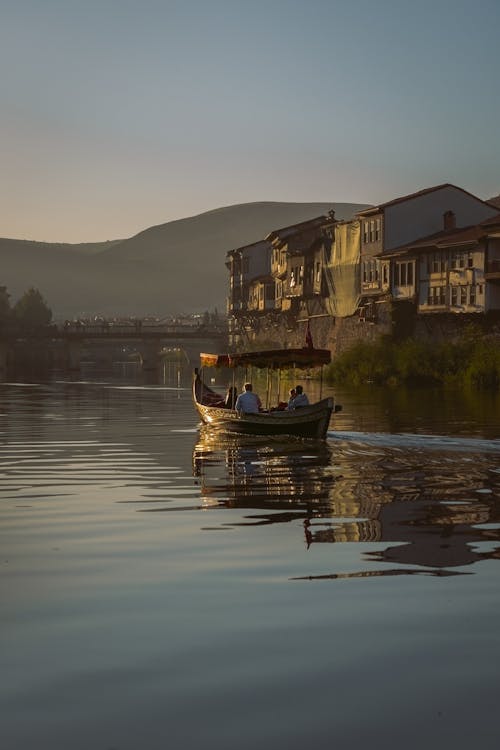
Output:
(0, 201), (367, 319)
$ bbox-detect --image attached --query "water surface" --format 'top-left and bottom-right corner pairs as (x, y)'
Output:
(1, 369), (500, 749)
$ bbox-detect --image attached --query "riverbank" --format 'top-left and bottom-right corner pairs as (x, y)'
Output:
(325, 331), (500, 389)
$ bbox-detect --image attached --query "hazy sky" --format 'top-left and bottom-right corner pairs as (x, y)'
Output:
(2, 0), (499, 242)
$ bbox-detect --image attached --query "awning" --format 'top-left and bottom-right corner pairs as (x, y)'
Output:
(200, 348), (331, 369)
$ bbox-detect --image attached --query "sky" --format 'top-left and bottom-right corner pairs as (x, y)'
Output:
(1, 0), (500, 243)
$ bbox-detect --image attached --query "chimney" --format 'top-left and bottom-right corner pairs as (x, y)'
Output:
(443, 210), (456, 231)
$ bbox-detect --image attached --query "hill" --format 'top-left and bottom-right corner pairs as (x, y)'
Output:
(0, 201), (368, 318)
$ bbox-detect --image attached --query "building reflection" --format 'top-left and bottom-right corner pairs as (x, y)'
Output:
(193, 429), (500, 574)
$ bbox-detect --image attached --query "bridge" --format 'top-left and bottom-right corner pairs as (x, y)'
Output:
(0, 323), (228, 374)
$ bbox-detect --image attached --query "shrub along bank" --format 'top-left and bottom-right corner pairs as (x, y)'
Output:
(325, 332), (500, 389)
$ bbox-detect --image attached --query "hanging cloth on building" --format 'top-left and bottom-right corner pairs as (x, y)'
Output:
(323, 220), (361, 317)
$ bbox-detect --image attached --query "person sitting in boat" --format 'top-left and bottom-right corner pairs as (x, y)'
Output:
(235, 383), (262, 414)
(224, 386), (238, 409)
(288, 384), (309, 409)
(287, 388), (296, 408)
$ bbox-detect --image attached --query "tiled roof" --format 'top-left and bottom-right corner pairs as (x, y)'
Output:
(383, 214), (500, 256)
(480, 212), (500, 228)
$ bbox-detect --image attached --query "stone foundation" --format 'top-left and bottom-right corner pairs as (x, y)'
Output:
(229, 301), (500, 355)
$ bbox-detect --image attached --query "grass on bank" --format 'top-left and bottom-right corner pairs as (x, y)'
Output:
(324, 334), (500, 389)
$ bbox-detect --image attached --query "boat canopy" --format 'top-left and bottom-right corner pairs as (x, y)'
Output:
(199, 347), (331, 370)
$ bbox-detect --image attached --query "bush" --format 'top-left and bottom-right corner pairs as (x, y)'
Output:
(326, 334), (500, 390)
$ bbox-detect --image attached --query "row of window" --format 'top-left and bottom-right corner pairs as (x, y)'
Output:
(426, 251), (474, 274)
(393, 261), (414, 287)
(427, 284), (484, 307)
(362, 259), (389, 285)
(363, 218), (382, 244)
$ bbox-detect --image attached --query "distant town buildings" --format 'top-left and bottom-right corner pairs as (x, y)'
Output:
(226, 183), (500, 350)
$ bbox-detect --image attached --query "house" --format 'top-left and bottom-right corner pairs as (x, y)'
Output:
(356, 183), (498, 304)
(382, 212), (500, 314)
(225, 239), (272, 316)
(267, 215), (334, 312)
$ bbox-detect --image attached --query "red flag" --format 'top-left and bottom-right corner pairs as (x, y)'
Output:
(305, 320), (313, 349)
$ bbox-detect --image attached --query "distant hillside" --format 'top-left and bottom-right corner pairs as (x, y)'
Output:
(488, 194), (500, 209)
(0, 201), (368, 318)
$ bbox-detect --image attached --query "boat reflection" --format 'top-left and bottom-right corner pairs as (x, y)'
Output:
(193, 429), (500, 575)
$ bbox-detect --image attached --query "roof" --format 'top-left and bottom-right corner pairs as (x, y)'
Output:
(200, 347), (331, 369)
(226, 239), (271, 257)
(265, 215), (328, 243)
(382, 214), (500, 257)
(249, 274), (275, 285)
(356, 183), (495, 217)
(487, 195), (500, 209)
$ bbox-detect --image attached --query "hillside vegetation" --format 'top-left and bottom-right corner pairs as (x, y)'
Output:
(0, 201), (367, 318)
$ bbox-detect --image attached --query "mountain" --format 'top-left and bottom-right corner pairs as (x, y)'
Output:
(0, 201), (368, 318)
(488, 194), (500, 209)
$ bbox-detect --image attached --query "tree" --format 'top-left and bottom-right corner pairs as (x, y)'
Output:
(0, 285), (11, 328)
(13, 288), (52, 333)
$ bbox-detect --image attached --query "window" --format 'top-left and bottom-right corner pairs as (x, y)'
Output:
(375, 218), (381, 241)
(395, 261), (414, 287)
(363, 222), (369, 243)
(469, 285), (476, 305)
(428, 286), (446, 306)
(451, 287), (458, 306)
(400, 263), (407, 286)
(460, 286), (467, 305)
(467, 253), (474, 268)
(369, 221), (375, 242)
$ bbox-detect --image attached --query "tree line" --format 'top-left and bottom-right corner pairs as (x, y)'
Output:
(0, 286), (52, 336)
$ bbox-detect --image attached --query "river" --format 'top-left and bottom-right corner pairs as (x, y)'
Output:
(1, 365), (500, 749)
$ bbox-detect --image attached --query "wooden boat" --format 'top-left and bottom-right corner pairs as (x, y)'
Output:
(193, 347), (341, 439)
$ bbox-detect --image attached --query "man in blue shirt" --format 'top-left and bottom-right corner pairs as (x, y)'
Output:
(235, 383), (262, 414)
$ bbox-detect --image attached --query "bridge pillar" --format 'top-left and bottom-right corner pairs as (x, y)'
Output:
(65, 341), (82, 372)
(140, 344), (162, 372)
(0, 341), (9, 377)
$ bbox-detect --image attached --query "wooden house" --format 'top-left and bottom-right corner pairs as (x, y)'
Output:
(382, 213), (500, 314)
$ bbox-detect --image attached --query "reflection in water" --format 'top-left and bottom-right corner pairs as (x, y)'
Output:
(192, 428), (500, 577)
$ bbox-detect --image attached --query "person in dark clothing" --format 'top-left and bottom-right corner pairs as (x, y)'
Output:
(225, 386), (238, 409)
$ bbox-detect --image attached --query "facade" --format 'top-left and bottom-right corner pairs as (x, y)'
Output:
(248, 275), (276, 313)
(384, 214), (500, 315)
(226, 239), (272, 316)
(357, 184), (498, 304)
(267, 215), (334, 312)
(225, 184), (500, 352)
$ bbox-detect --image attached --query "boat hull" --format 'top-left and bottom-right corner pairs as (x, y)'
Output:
(194, 398), (334, 439)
